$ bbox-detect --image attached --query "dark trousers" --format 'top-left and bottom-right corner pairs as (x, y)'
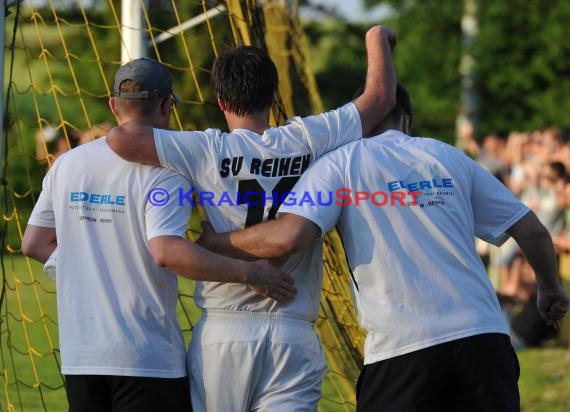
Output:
(65, 375), (192, 412)
(356, 333), (520, 412)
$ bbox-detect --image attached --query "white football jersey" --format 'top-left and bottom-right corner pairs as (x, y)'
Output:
(279, 130), (529, 363)
(28, 137), (192, 377)
(154, 103), (362, 321)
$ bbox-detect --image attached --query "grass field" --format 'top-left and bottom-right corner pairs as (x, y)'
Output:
(0, 254), (200, 411)
(1, 254), (569, 411)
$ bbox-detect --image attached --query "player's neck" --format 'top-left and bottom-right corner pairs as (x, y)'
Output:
(224, 111), (270, 135)
(118, 113), (167, 129)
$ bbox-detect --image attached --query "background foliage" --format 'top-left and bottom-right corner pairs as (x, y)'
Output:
(3, 0), (570, 212)
(305, 0), (570, 141)
(3, 2), (229, 226)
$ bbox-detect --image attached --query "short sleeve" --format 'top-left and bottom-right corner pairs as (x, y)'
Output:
(286, 103), (362, 159)
(145, 173), (193, 240)
(153, 129), (211, 186)
(28, 170), (56, 228)
(469, 157), (530, 245)
(278, 153), (344, 236)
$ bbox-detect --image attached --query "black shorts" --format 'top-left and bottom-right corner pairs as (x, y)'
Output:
(356, 333), (520, 412)
(65, 374), (192, 412)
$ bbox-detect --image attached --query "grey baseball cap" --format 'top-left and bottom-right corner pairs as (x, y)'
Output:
(113, 58), (179, 102)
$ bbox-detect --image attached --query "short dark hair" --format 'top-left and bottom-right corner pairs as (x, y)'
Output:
(211, 46), (278, 116)
(117, 79), (163, 117)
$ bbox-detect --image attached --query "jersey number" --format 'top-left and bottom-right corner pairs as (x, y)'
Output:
(237, 177), (300, 227)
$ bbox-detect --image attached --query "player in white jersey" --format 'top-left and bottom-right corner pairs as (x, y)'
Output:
(22, 58), (295, 412)
(198, 85), (570, 411)
(105, 26), (397, 412)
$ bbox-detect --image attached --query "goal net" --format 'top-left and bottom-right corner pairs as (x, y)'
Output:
(1, 1), (365, 410)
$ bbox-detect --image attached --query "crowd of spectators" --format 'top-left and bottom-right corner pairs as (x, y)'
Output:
(464, 127), (570, 348)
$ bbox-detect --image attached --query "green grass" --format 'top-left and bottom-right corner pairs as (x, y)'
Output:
(0, 255), (63, 411)
(1, 254), (569, 411)
(518, 346), (570, 411)
(0, 254), (200, 411)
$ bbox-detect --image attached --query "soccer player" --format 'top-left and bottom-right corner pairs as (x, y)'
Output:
(105, 25), (397, 412)
(21, 58), (295, 412)
(198, 85), (570, 411)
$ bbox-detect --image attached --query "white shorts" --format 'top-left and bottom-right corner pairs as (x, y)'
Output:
(188, 310), (327, 412)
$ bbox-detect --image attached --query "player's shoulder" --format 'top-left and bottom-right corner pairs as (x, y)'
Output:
(428, 138), (472, 164)
(403, 134), (464, 156)
(411, 136), (475, 174)
(421, 136), (456, 149)
(152, 172), (192, 195)
(218, 127), (309, 157)
(199, 127), (236, 149)
(310, 139), (360, 167)
(365, 131), (467, 162)
(129, 165), (192, 201)
(48, 137), (107, 169)
(156, 127), (221, 146)
(283, 102), (357, 130)
(332, 138), (362, 154)
(151, 166), (190, 183)
(188, 128), (222, 139)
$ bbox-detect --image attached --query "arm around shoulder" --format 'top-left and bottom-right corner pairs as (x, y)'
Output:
(198, 213), (321, 259)
(106, 120), (160, 165)
(148, 235), (297, 303)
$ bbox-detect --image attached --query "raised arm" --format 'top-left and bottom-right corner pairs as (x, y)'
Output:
(353, 26), (397, 136)
(507, 211), (569, 329)
(149, 235), (297, 303)
(106, 120), (160, 165)
(197, 214), (321, 259)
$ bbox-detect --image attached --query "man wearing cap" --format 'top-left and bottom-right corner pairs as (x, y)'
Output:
(105, 26), (396, 412)
(22, 58), (296, 411)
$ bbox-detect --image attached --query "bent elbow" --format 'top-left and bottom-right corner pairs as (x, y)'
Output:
(276, 237), (300, 256)
(105, 126), (119, 148)
(278, 229), (312, 256)
(149, 241), (171, 269)
(508, 211), (551, 245)
(106, 127), (126, 155)
(106, 125), (139, 162)
(374, 89), (396, 120)
(21, 232), (37, 258)
(271, 215), (320, 256)
(531, 224), (553, 244)
(384, 92), (396, 113)
(21, 239), (32, 257)
(151, 249), (170, 268)
(152, 254), (168, 268)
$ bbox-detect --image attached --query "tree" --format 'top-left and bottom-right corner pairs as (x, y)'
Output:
(360, 0), (570, 138)
(303, 22), (368, 111)
(304, 1), (462, 142)
(474, 0), (570, 133)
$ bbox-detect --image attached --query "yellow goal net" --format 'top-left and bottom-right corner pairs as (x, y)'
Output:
(1, 1), (365, 410)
